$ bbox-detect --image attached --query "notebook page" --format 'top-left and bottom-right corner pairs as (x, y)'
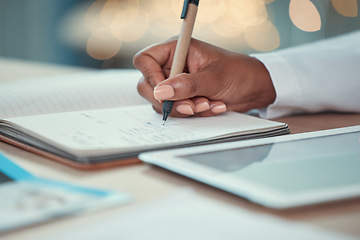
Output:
(0, 70), (147, 119)
(4, 105), (284, 157)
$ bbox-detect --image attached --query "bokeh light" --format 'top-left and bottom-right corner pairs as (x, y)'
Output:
(245, 20), (280, 52)
(196, 0), (227, 24)
(86, 28), (122, 60)
(62, 0), (354, 61)
(210, 14), (245, 38)
(111, 9), (149, 42)
(148, 0), (181, 38)
(289, 0), (321, 32)
(331, 0), (358, 17)
(80, 0), (279, 58)
(230, 0), (268, 27)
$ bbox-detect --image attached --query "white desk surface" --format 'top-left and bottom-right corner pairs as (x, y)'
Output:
(1, 57), (360, 239)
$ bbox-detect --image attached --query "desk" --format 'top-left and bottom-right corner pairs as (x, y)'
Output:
(1, 58), (360, 239)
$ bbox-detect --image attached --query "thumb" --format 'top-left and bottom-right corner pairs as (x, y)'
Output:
(153, 72), (215, 101)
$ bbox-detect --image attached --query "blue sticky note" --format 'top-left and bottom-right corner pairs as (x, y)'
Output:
(0, 152), (131, 233)
(0, 153), (34, 180)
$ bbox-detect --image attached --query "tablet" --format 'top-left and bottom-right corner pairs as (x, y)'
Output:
(139, 125), (360, 209)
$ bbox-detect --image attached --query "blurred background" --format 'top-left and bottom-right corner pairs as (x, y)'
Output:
(0, 0), (359, 69)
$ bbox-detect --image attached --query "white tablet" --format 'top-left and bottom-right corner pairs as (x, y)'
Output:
(139, 125), (360, 209)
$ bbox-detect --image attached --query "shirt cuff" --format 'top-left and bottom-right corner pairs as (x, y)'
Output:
(250, 53), (302, 119)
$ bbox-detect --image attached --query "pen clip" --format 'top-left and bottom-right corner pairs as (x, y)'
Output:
(181, 0), (199, 19)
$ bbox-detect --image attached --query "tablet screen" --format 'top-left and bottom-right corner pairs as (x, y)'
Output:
(180, 131), (360, 194)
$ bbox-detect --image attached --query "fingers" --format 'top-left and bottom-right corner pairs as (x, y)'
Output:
(134, 38), (234, 118)
(194, 101), (227, 117)
(137, 78), (227, 118)
(151, 99), (196, 118)
(210, 101), (227, 114)
(133, 40), (176, 87)
(173, 100), (195, 116)
(137, 77), (198, 117)
(173, 98), (227, 117)
(153, 71), (217, 102)
(192, 97), (210, 113)
(137, 77), (162, 110)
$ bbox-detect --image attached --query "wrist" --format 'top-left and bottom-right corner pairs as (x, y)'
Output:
(250, 56), (276, 108)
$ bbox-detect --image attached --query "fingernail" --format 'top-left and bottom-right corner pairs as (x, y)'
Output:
(195, 101), (210, 113)
(154, 85), (175, 101)
(176, 104), (194, 115)
(211, 103), (227, 114)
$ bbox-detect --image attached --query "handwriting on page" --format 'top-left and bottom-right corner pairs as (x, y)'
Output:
(8, 105), (280, 153)
(60, 107), (203, 150)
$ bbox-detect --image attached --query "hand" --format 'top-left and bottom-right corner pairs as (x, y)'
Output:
(133, 38), (276, 117)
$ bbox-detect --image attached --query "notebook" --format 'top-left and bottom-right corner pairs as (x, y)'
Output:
(0, 70), (289, 169)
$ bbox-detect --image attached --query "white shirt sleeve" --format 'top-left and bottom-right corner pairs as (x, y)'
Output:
(251, 30), (360, 119)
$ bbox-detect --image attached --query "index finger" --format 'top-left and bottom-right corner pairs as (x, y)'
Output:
(133, 40), (177, 87)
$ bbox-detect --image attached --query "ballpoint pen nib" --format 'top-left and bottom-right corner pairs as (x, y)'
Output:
(162, 120), (166, 125)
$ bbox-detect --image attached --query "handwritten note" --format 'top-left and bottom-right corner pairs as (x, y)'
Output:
(5, 105), (283, 157)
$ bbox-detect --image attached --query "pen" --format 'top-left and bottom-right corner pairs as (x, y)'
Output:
(162, 0), (199, 125)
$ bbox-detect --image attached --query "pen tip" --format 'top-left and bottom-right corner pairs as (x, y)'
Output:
(162, 120), (166, 125)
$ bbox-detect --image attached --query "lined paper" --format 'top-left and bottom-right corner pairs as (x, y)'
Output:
(5, 105), (284, 157)
(0, 70), (147, 118)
